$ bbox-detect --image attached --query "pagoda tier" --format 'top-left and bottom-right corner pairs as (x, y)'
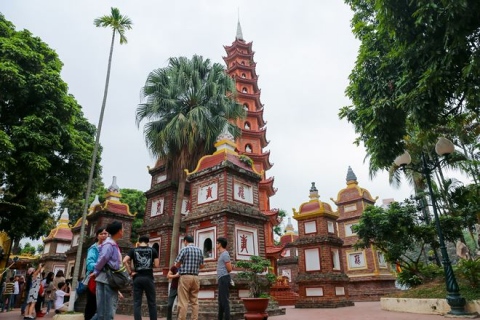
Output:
(232, 74), (261, 93)
(240, 128), (268, 148)
(237, 91), (262, 107)
(225, 62), (259, 81)
(244, 108), (266, 128)
(238, 150), (273, 172)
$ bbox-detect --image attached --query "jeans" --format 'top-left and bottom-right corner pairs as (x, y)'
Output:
(45, 300), (53, 313)
(84, 287), (97, 320)
(95, 282), (118, 320)
(10, 294), (17, 309)
(132, 275), (157, 320)
(177, 275), (200, 320)
(167, 287), (177, 320)
(218, 275), (230, 320)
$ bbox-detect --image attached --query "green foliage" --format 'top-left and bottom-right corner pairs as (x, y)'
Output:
(0, 14), (98, 240)
(455, 257), (480, 288)
(341, 0), (480, 172)
(36, 244), (44, 254)
(20, 242), (36, 256)
(397, 263), (444, 288)
(236, 255), (276, 298)
(120, 188), (146, 242)
(353, 200), (462, 272)
(390, 277), (480, 301)
(59, 176), (105, 224)
(273, 209), (287, 238)
(137, 54), (245, 263)
(136, 55), (245, 179)
(94, 7), (133, 45)
(239, 155), (253, 166)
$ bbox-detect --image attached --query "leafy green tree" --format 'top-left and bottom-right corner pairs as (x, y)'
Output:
(136, 55), (245, 264)
(353, 200), (463, 279)
(340, 0), (480, 172)
(20, 242), (36, 256)
(0, 14), (98, 241)
(119, 188), (146, 242)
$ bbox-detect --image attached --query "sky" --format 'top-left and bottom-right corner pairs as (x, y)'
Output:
(3, 0), (417, 232)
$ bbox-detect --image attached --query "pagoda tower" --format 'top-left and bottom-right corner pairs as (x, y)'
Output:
(223, 21), (281, 263)
(66, 177), (135, 283)
(333, 167), (397, 301)
(277, 218), (300, 292)
(40, 208), (73, 276)
(174, 125), (284, 319)
(292, 183), (353, 308)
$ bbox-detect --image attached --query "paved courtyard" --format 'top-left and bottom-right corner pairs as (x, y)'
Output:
(0, 302), (448, 320)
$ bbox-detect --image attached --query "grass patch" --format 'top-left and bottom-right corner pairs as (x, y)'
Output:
(387, 277), (480, 301)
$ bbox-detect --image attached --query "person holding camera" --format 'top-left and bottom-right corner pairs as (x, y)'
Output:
(24, 264), (43, 320)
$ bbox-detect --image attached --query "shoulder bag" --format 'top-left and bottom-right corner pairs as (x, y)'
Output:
(105, 265), (131, 290)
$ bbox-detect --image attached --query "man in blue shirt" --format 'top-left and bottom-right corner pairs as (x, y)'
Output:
(174, 235), (204, 320)
(216, 237), (232, 320)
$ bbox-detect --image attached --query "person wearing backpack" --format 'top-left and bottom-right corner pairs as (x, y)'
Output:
(123, 236), (159, 320)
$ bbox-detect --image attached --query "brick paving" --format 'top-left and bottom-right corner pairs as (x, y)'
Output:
(0, 302), (448, 320)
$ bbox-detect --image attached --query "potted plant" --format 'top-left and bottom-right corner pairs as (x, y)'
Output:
(236, 255), (277, 320)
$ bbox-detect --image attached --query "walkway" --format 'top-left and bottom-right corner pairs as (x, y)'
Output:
(0, 302), (447, 320)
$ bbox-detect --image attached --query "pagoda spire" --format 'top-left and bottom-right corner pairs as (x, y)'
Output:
(236, 19), (244, 41)
(346, 166), (358, 185)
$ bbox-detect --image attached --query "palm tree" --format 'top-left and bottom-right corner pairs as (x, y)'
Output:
(69, 8), (132, 308)
(136, 55), (245, 265)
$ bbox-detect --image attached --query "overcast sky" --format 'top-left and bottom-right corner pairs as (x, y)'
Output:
(4, 1), (416, 231)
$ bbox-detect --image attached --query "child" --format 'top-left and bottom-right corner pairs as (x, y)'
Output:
(54, 282), (70, 313)
(1, 277), (14, 312)
(24, 264), (43, 319)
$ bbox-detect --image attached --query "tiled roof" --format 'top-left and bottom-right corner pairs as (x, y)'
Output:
(188, 150), (261, 177)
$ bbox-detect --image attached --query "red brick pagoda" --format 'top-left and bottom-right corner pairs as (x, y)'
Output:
(333, 167), (397, 301)
(292, 183), (354, 308)
(223, 21), (282, 267)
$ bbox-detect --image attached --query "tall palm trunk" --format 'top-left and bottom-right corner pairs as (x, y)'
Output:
(170, 174), (186, 265)
(69, 31), (116, 309)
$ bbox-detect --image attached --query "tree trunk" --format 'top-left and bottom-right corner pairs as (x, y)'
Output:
(69, 30), (116, 311)
(169, 173), (186, 266)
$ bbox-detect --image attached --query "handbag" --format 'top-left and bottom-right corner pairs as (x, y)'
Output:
(88, 274), (96, 295)
(76, 274), (91, 295)
(105, 265), (131, 290)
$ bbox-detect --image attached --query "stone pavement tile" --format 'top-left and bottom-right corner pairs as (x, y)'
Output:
(1, 302), (446, 320)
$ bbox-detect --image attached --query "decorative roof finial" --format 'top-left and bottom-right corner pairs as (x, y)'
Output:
(58, 208), (70, 228)
(346, 166), (357, 183)
(236, 11), (244, 41)
(60, 208), (69, 222)
(105, 176), (121, 201)
(88, 195), (100, 213)
(214, 124), (236, 153)
(309, 182), (319, 200)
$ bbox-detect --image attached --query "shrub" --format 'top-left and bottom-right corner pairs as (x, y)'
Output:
(455, 257), (480, 288)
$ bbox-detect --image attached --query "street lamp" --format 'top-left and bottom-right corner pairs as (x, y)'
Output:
(394, 137), (467, 316)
